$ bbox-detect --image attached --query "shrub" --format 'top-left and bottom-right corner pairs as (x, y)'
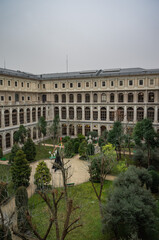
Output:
(22, 138), (36, 162)
(0, 225), (12, 240)
(87, 143), (95, 156)
(0, 148), (3, 159)
(34, 161), (51, 189)
(9, 144), (20, 164)
(62, 136), (71, 143)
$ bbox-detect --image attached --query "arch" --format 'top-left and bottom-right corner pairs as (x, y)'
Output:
(85, 94), (90, 103)
(27, 108), (30, 123)
(101, 107), (106, 120)
(69, 124), (74, 136)
(0, 135), (2, 150)
(93, 93), (98, 103)
(77, 125), (82, 135)
(61, 107), (66, 119)
(148, 92), (154, 102)
(4, 110), (10, 127)
(6, 133), (11, 148)
(77, 94), (82, 103)
(127, 107), (134, 122)
(137, 107), (144, 121)
(101, 93), (106, 102)
(85, 107), (90, 120)
(32, 108), (36, 122)
(117, 107), (124, 121)
(77, 107), (82, 120)
(62, 124), (67, 135)
(110, 93), (114, 102)
(69, 94), (74, 103)
(62, 94), (66, 103)
(54, 107), (59, 117)
(38, 107), (41, 119)
(85, 125), (90, 136)
(33, 127), (37, 140)
(118, 93), (124, 102)
(101, 126), (106, 136)
(54, 94), (59, 103)
(128, 93), (133, 102)
(19, 109), (24, 124)
(43, 107), (46, 119)
(12, 109), (17, 125)
(147, 107), (154, 122)
(138, 92), (144, 102)
(69, 107), (74, 119)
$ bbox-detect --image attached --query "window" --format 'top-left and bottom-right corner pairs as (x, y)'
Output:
(62, 83), (65, 88)
(137, 107), (144, 121)
(127, 107), (134, 122)
(129, 80), (133, 86)
(69, 107), (74, 119)
(38, 84), (40, 88)
(15, 81), (17, 87)
(85, 107), (90, 120)
(12, 109), (17, 125)
(147, 107), (154, 122)
(43, 84), (45, 89)
(22, 96), (24, 101)
(128, 93), (133, 102)
(19, 109), (24, 124)
(139, 79), (143, 85)
(43, 107), (46, 119)
(77, 125), (82, 135)
(69, 125), (74, 136)
(119, 80), (123, 86)
(110, 93), (114, 102)
(6, 133), (11, 148)
(93, 94), (98, 102)
(94, 82), (97, 87)
(38, 107), (41, 119)
(33, 127), (37, 139)
(62, 124), (67, 135)
(110, 81), (114, 87)
(21, 82), (24, 87)
(70, 83), (73, 88)
(62, 94), (66, 103)
(148, 92), (154, 102)
(27, 108), (30, 123)
(76, 94), (81, 103)
(150, 79), (154, 85)
(15, 93), (19, 102)
(93, 111), (98, 120)
(138, 92), (144, 102)
(42, 95), (47, 103)
(86, 82), (89, 87)
(102, 81), (105, 87)
(85, 94), (90, 103)
(8, 81), (10, 86)
(8, 96), (11, 101)
(28, 96), (30, 101)
(1, 96), (4, 101)
(61, 107), (66, 119)
(77, 107), (82, 120)
(85, 125), (90, 136)
(54, 94), (59, 103)
(55, 83), (58, 88)
(117, 107), (124, 121)
(109, 111), (114, 121)
(78, 82), (81, 88)
(4, 110), (9, 127)
(101, 107), (106, 120)
(69, 94), (74, 103)
(27, 83), (30, 88)
(0, 80), (3, 85)
(32, 108), (36, 122)
(118, 93), (124, 102)
(101, 93), (106, 102)
(54, 107), (59, 117)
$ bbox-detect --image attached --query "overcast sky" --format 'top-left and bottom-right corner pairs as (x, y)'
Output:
(0, 0), (159, 74)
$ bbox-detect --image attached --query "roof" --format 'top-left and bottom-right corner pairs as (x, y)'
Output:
(0, 67), (159, 81)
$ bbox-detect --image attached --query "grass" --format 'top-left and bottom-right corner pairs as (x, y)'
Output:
(29, 181), (113, 240)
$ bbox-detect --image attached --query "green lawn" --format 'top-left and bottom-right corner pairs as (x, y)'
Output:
(29, 181), (112, 240)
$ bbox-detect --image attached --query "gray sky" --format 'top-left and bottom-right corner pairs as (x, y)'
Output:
(0, 0), (159, 74)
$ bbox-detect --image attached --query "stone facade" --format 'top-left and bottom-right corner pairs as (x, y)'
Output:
(0, 67), (159, 153)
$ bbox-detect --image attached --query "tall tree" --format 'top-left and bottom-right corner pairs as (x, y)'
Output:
(49, 114), (60, 142)
(11, 150), (31, 188)
(107, 121), (123, 160)
(14, 125), (27, 144)
(133, 118), (157, 166)
(22, 138), (36, 162)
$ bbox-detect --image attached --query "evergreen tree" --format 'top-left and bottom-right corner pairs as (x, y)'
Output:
(11, 150), (31, 188)
(9, 144), (20, 164)
(13, 125), (27, 144)
(79, 140), (88, 159)
(22, 138), (36, 162)
(64, 140), (74, 157)
(34, 161), (51, 188)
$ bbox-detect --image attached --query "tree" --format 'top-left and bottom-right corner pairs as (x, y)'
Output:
(78, 140), (88, 160)
(11, 150), (31, 188)
(64, 140), (74, 158)
(49, 114), (60, 141)
(89, 143), (117, 217)
(133, 119), (157, 166)
(102, 166), (158, 240)
(34, 161), (51, 189)
(13, 125), (27, 144)
(107, 121), (123, 160)
(9, 144), (21, 164)
(87, 143), (95, 156)
(37, 116), (47, 141)
(22, 138), (36, 162)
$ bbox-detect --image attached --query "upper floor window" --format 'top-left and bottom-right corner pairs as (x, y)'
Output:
(110, 81), (114, 87)
(21, 82), (24, 87)
(55, 94), (59, 103)
(150, 79), (154, 85)
(86, 82), (89, 87)
(8, 81), (10, 86)
(139, 79), (143, 86)
(69, 94), (74, 103)
(8, 96), (11, 101)
(78, 82), (81, 88)
(15, 81), (18, 87)
(94, 82), (97, 87)
(0, 80), (3, 85)
(118, 93), (124, 102)
(22, 96), (24, 101)
(1, 96), (4, 101)
(119, 80), (123, 86)
(148, 92), (154, 102)
(55, 83), (58, 88)
(128, 93), (133, 102)
(138, 92), (144, 102)
(101, 93), (106, 102)
(43, 84), (45, 89)
(110, 93), (114, 102)
(70, 83), (73, 88)
(85, 94), (90, 103)
(102, 81), (106, 87)
(28, 96), (30, 101)
(129, 80), (133, 86)
(77, 94), (82, 103)
(15, 93), (19, 102)
(62, 83), (65, 88)
(93, 94), (98, 103)
(27, 83), (30, 88)
(62, 94), (66, 103)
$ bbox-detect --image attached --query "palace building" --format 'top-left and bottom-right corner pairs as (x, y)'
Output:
(0, 67), (159, 153)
